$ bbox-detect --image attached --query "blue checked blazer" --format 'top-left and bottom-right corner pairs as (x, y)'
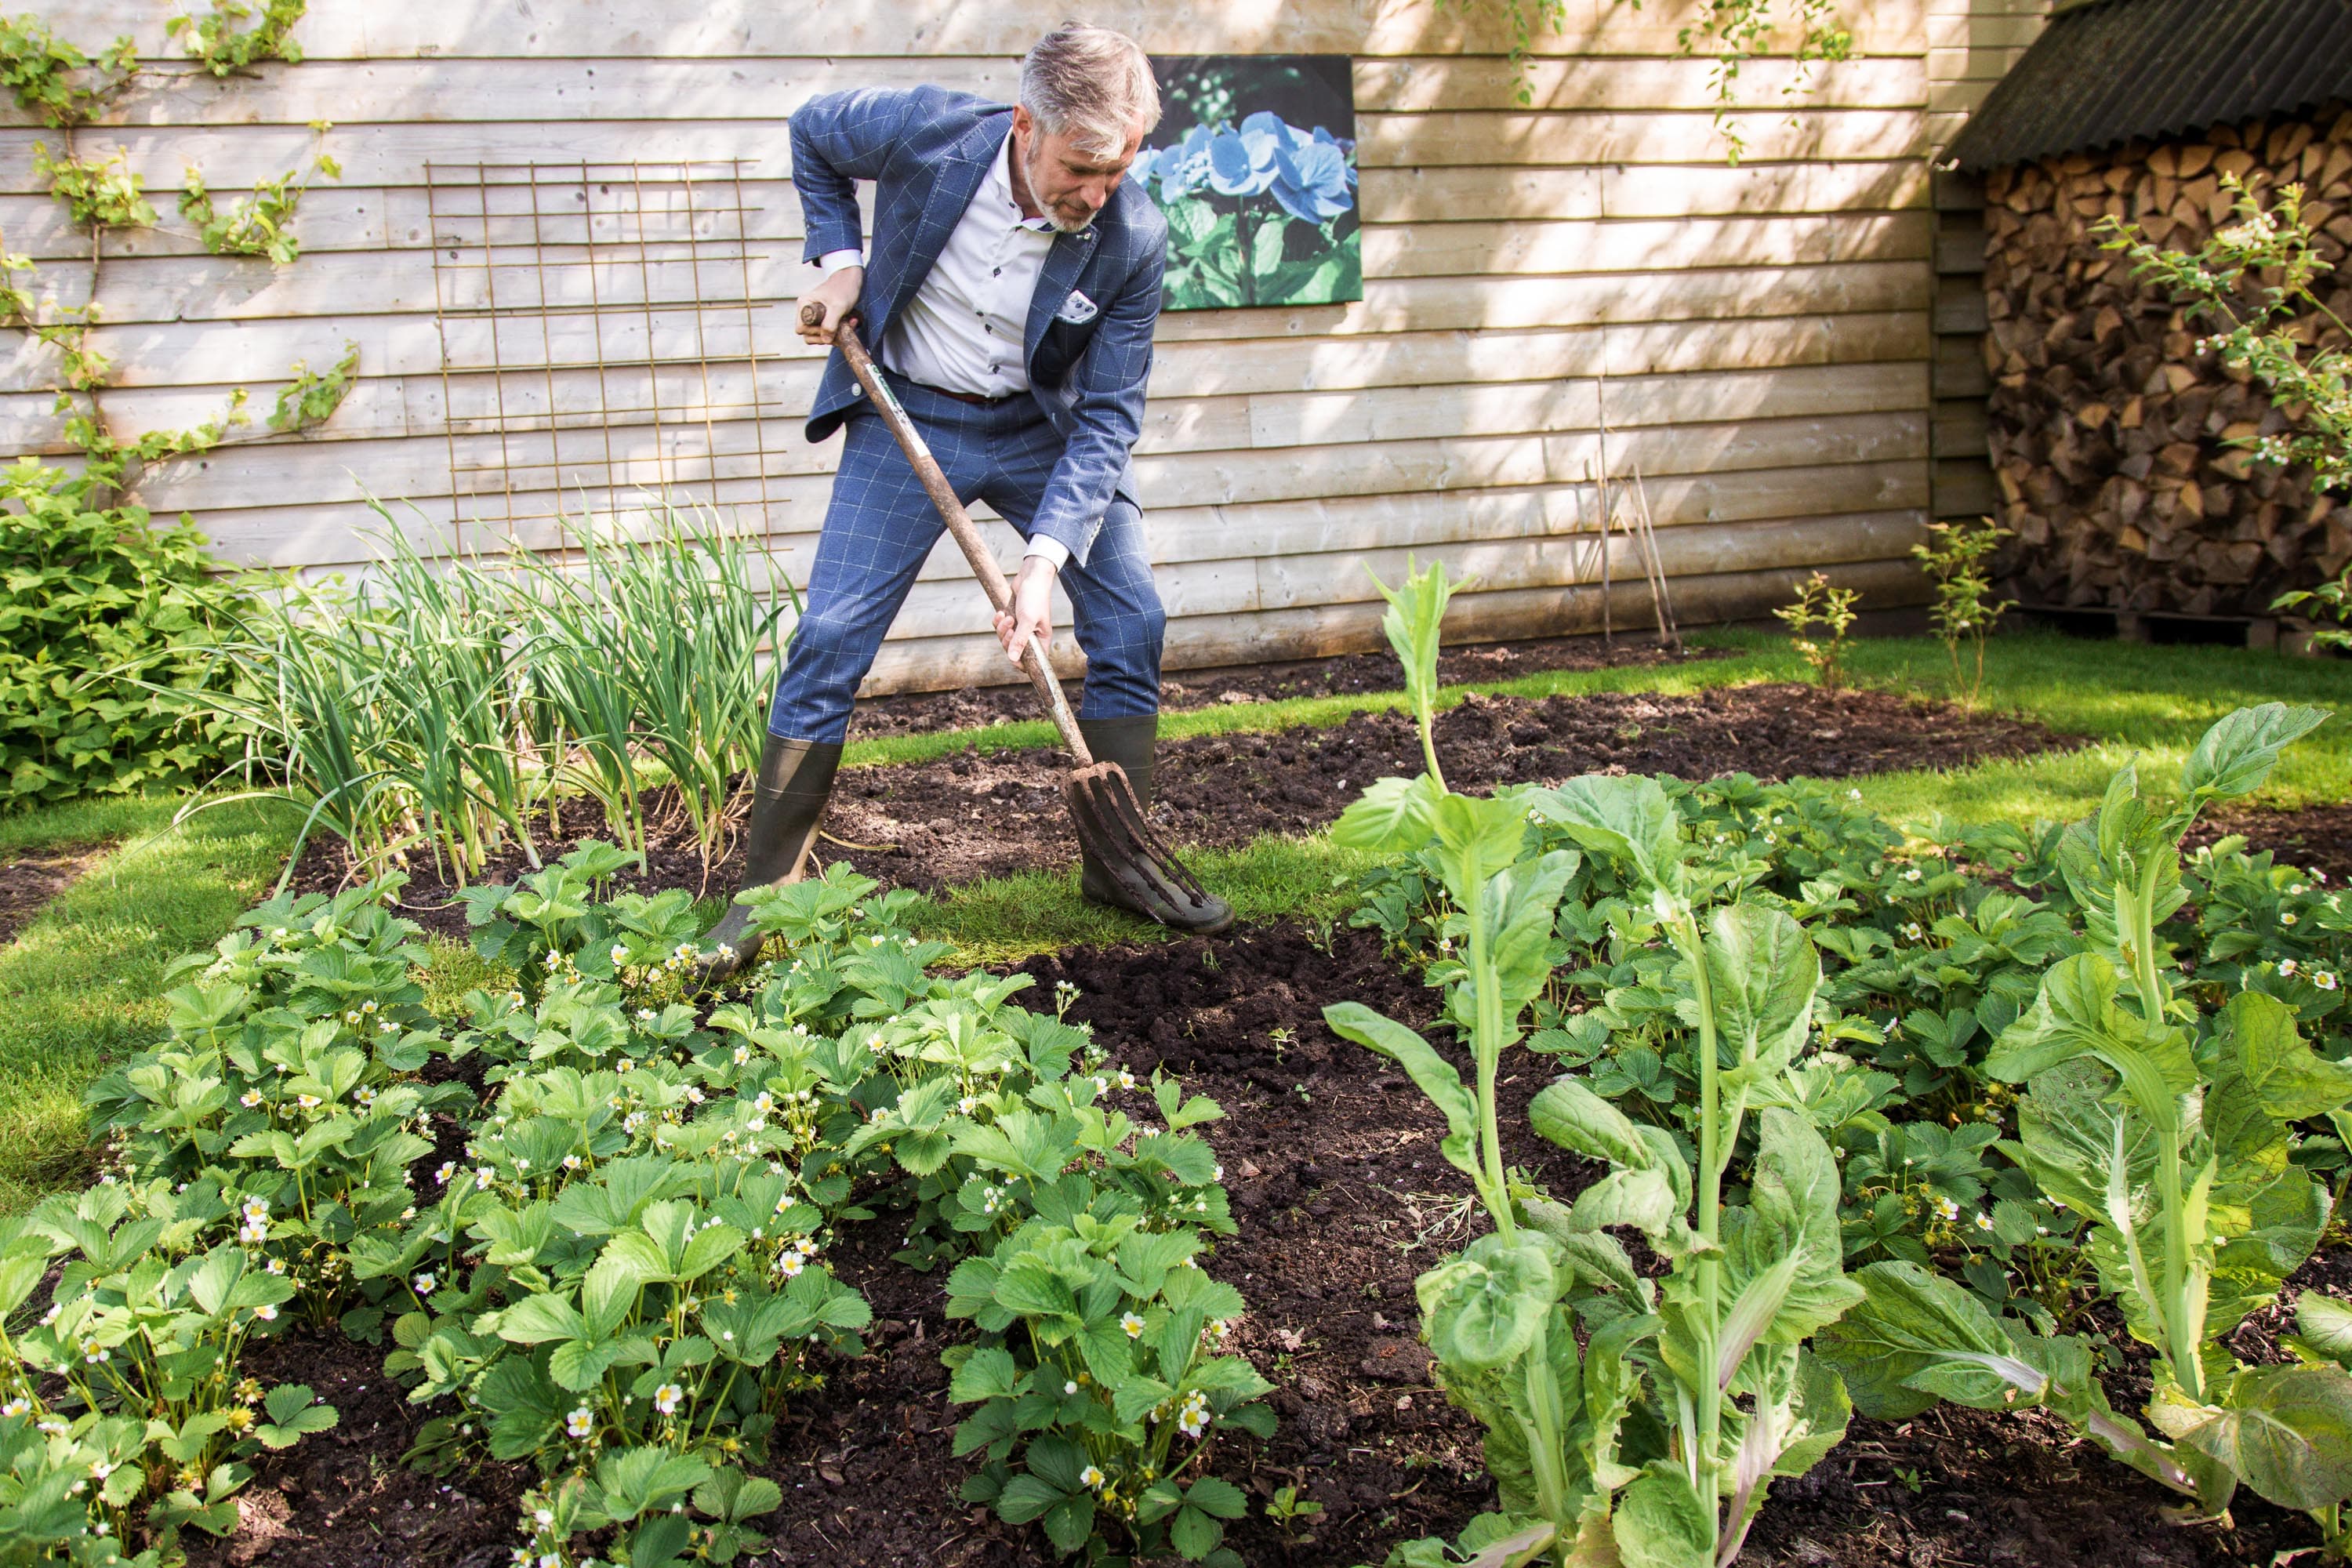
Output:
(789, 85), (1167, 567)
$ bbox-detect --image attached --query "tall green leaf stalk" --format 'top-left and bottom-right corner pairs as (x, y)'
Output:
(1819, 704), (2352, 1552)
(1324, 561), (1861, 1567)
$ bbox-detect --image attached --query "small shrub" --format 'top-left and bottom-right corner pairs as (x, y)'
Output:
(0, 458), (261, 807)
(1912, 517), (2013, 708)
(1774, 570), (1859, 691)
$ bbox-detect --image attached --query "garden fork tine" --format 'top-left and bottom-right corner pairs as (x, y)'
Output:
(809, 308), (1226, 930)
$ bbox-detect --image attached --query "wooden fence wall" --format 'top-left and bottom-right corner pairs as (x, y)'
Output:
(7, 0), (2018, 692)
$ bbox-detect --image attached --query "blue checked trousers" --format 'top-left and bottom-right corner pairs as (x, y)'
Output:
(766, 372), (1166, 744)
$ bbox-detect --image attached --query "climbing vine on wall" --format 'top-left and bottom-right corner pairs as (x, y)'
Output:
(1440, 0), (1852, 161)
(0, 2), (344, 805)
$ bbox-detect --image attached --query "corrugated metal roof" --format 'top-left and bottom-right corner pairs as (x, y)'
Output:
(1947, 0), (2352, 172)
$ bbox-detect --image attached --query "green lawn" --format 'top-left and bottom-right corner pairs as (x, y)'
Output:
(0, 795), (299, 1211)
(1, 630), (2343, 1209)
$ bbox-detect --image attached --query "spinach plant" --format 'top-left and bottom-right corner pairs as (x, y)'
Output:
(1820, 706), (2352, 1548)
(1322, 561), (1864, 1566)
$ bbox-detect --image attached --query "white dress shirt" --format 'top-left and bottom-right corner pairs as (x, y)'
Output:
(815, 132), (1071, 567)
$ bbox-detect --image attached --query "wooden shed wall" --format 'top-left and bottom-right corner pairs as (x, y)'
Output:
(13, 0), (1955, 692)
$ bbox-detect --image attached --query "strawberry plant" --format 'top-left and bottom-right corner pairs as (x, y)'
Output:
(0, 1183), (336, 1555)
(940, 1070), (1266, 1564)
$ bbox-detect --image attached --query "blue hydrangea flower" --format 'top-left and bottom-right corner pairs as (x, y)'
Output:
(1143, 113), (1358, 222)
(1148, 123), (1218, 201)
(1270, 128), (1354, 223)
(1207, 116), (1281, 198)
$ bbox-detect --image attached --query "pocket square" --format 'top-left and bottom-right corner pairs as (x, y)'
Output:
(1055, 289), (1099, 325)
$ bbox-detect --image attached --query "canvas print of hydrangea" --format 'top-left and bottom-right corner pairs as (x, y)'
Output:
(1131, 56), (1362, 311)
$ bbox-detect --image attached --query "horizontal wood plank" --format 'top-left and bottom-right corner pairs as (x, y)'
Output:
(151, 408), (1929, 557)
(40, 0), (1933, 64)
(27, 56), (1929, 130)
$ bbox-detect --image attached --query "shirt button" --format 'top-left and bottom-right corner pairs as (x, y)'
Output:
(993, 268), (1001, 277)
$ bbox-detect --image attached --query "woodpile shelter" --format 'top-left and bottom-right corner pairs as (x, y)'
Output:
(9, 0), (2048, 691)
(1947, 0), (2352, 629)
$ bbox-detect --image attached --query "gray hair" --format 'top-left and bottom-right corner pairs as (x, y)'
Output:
(1019, 23), (1160, 158)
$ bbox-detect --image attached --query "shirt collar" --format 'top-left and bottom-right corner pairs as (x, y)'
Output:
(989, 131), (1058, 234)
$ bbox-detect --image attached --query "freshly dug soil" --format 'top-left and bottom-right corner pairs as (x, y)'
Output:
(190, 922), (2332, 1567)
(845, 631), (1702, 739)
(289, 683), (2081, 938)
(2186, 803), (2352, 887)
(0, 840), (107, 946)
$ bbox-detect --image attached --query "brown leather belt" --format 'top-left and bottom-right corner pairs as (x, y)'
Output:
(882, 365), (1015, 408)
(916, 383), (1015, 407)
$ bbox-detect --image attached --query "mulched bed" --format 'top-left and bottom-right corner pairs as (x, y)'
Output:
(203, 922), (2332, 1566)
(846, 631), (1702, 739)
(2185, 804), (2352, 887)
(0, 840), (108, 946)
(289, 683), (2082, 938)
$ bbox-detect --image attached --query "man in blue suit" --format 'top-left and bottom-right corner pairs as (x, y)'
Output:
(699, 23), (1230, 979)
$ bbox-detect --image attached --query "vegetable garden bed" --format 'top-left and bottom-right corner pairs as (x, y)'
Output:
(16, 590), (2352, 1568)
(161, 911), (2350, 1568)
(286, 682), (2081, 927)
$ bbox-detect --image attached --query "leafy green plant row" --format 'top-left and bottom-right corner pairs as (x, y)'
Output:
(16, 844), (1265, 1566)
(1334, 557), (2351, 1566)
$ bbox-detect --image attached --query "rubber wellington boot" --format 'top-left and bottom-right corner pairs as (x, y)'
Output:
(1074, 714), (1233, 935)
(695, 735), (843, 985)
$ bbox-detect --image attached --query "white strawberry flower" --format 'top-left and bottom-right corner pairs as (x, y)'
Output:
(653, 1384), (683, 1415)
(565, 1407), (593, 1438)
(1121, 1312), (1145, 1338)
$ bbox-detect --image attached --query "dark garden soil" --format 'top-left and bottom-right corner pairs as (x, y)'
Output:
(187, 1326), (527, 1568)
(0, 840), (107, 946)
(2185, 803), (2352, 887)
(195, 922), (2338, 1567)
(844, 630), (1705, 739)
(289, 683), (2081, 941)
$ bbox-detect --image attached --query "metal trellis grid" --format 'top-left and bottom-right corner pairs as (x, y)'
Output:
(425, 158), (782, 549)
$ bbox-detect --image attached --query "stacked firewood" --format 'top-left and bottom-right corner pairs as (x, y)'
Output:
(1981, 102), (2352, 618)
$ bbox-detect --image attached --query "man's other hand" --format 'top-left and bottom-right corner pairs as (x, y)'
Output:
(797, 267), (865, 345)
(996, 556), (1058, 669)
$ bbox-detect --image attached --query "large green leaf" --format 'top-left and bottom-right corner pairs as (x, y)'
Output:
(2299, 1296), (2352, 1370)
(2223, 989), (2352, 1123)
(1613, 1461), (1712, 1568)
(2180, 1365), (2352, 1510)
(1724, 1110), (1862, 1348)
(1325, 1003), (1480, 1185)
(1417, 1236), (1555, 1371)
(1528, 1078), (1657, 1172)
(1527, 775), (1681, 887)
(1706, 905), (1819, 1087)
(1483, 849), (1580, 1018)
(1813, 1261), (2042, 1420)
(1432, 792), (1541, 887)
(2180, 704), (2329, 808)
(1330, 773), (1444, 856)
(1987, 954), (2196, 1116)
(2014, 1054), (2155, 1225)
